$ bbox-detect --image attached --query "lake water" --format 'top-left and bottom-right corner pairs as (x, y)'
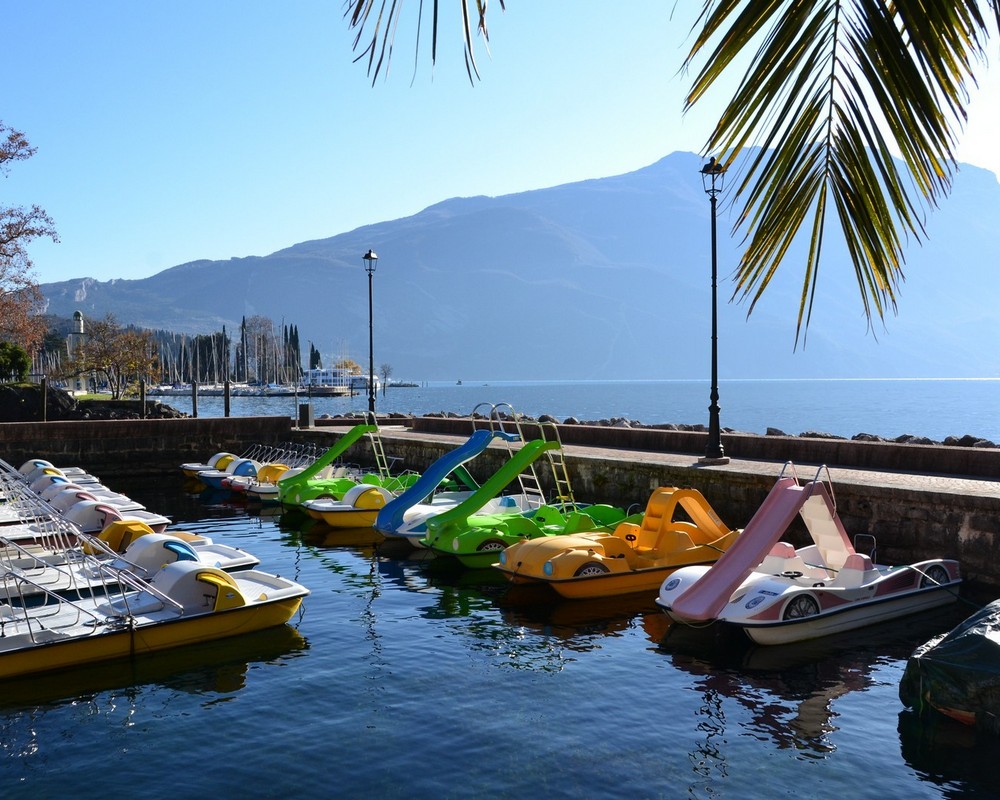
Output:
(2, 479), (999, 799)
(158, 378), (1000, 444)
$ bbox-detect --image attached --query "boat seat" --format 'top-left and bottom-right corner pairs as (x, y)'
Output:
(648, 526), (696, 557)
(597, 536), (630, 558)
(759, 542), (809, 576)
(563, 511), (601, 535)
(831, 553), (874, 588)
(613, 521), (642, 542)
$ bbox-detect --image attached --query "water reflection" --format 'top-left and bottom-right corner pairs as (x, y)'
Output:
(659, 606), (971, 759)
(0, 625), (308, 713)
(898, 709), (1000, 797)
(371, 545), (674, 673)
(691, 687), (728, 796)
(0, 624), (308, 761)
(499, 586), (668, 645)
(299, 523), (385, 549)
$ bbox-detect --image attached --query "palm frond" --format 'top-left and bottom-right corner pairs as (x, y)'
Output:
(686, 0), (998, 345)
(343, 0), (504, 84)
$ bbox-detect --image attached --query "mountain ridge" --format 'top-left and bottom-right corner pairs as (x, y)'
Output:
(38, 151), (1000, 380)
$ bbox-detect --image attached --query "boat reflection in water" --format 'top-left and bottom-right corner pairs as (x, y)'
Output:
(0, 622), (308, 760)
(0, 624), (308, 711)
(659, 604), (970, 756)
(898, 704), (1000, 798)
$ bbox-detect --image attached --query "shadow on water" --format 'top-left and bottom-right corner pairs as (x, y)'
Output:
(0, 624), (309, 712)
(657, 604), (978, 756)
(898, 708), (1000, 798)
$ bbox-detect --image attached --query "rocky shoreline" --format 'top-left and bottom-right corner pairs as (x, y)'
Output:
(323, 409), (1000, 450)
(0, 384), (184, 421)
(3, 384), (993, 449)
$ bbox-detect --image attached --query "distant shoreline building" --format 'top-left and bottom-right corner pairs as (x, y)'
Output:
(66, 310), (88, 394)
(299, 367), (378, 396)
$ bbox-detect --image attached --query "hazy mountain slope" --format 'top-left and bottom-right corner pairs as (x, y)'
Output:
(39, 152), (1000, 379)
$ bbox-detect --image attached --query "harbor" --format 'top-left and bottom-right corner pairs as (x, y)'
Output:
(0, 467), (993, 798)
(1, 411), (998, 797)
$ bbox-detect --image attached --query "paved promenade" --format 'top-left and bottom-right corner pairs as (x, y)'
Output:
(377, 423), (1000, 501)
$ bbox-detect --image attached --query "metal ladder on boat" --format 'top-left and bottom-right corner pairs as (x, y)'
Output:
(363, 412), (394, 480)
(488, 403), (576, 509)
(519, 417), (576, 508)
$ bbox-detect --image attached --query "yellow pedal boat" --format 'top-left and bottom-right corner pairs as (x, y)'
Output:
(0, 560), (309, 681)
(494, 486), (740, 599)
(301, 483), (396, 528)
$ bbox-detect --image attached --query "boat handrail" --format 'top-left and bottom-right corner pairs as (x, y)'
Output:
(488, 402), (522, 441)
(811, 463), (836, 513)
(91, 562), (187, 617)
(776, 460), (800, 484)
(1, 569), (107, 635)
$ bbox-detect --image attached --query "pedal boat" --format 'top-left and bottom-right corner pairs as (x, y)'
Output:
(423, 502), (640, 569)
(277, 419), (419, 510)
(197, 457), (262, 491)
(300, 483), (396, 528)
(1, 527), (259, 598)
(0, 560), (308, 681)
(180, 451), (237, 479)
(655, 464), (962, 645)
(227, 462), (296, 497)
(404, 434), (579, 554)
(374, 427), (515, 540)
(495, 487), (739, 599)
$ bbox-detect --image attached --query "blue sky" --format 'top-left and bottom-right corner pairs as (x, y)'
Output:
(5, 2), (1000, 285)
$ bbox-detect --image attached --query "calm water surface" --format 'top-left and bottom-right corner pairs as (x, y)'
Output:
(160, 378), (1000, 444)
(2, 479), (999, 799)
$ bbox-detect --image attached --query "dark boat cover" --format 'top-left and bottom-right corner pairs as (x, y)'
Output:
(900, 599), (1000, 734)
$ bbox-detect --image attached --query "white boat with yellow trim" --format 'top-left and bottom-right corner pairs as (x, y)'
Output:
(301, 483), (396, 528)
(0, 560), (308, 680)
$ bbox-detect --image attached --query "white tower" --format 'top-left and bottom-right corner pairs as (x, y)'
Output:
(66, 310), (88, 394)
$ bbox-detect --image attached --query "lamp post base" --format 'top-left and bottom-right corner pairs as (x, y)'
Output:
(698, 455), (731, 466)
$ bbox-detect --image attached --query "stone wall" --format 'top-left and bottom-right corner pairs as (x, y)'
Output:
(290, 422), (1000, 595)
(0, 416), (293, 479)
(4, 414), (998, 593)
(406, 415), (1000, 478)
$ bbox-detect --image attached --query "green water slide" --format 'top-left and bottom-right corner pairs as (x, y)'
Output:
(277, 422), (377, 503)
(423, 438), (562, 541)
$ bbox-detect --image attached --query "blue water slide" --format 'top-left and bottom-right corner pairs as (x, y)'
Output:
(423, 438), (563, 539)
(375, 428), (517, 534)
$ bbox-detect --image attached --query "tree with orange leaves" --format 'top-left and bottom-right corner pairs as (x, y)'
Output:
(1, 121), (57, 354)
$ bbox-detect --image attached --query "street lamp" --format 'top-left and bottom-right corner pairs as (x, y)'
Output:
(700, 157), (729, 464)
(363, 249), (378, 414)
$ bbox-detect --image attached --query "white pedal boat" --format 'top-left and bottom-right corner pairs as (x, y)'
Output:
(656, 464), (962, 645)
(0, 560), (308, 680)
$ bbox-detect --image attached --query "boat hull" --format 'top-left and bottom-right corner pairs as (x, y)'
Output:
(739, 583), (960, 645)
(544, 565), (699, 600)
(316, 509), (379, 528)
(0, 598), (304, 681)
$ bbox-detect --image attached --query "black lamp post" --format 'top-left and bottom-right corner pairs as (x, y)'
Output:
(700, 158), (729, 463)
(362, 249), (378, 414)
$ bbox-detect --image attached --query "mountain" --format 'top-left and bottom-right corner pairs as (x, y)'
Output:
(38, 151), (1000, 380)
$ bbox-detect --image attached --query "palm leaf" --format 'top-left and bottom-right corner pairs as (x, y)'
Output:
(686, 0), (1000, 345)
(343, 0), (504, 84)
